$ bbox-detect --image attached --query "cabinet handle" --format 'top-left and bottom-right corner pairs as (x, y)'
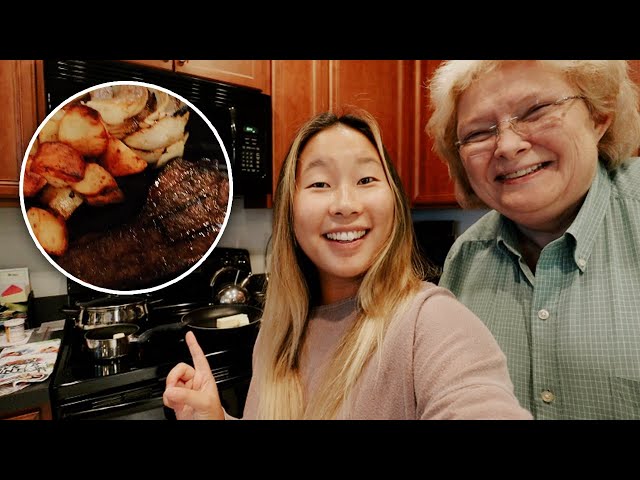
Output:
(176, 60), (188, 67)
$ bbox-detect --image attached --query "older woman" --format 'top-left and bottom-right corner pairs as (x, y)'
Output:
(428, 60), (640, 419)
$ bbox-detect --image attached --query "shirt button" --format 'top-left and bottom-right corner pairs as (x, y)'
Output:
(541, 390), (555, 404)
(577, 258), (586, 269)
(538, 309), (550, 320)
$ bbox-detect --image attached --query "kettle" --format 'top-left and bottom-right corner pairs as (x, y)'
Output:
(210, 266), (250, 305)
(239, 272), (269, 307)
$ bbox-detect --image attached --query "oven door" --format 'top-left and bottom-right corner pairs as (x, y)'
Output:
(55, 379), (169, 420)
(54, 373), (251, 420)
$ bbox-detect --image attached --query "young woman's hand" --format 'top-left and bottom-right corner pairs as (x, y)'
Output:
(163, 331), (225, 420)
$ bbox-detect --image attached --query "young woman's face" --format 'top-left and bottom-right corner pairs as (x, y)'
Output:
(456, 61), (610, 232)
(293, 124), (394, 304)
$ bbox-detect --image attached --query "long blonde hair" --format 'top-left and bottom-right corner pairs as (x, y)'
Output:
(426, 60), (640, 208)
(254, 108), (431, 419)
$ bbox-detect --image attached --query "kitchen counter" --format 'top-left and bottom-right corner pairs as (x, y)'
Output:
(0, 295), (67, 420)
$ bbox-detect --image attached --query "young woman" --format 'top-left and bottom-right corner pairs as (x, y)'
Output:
(163, 108), (532, 420)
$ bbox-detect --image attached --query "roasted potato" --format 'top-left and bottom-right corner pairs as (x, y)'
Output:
(26, 207), (68, 256)
(22, 149), (48, 197)
(123, 110), (189, 151)
(31, 142), (86, 188)
(58, 104), (109, 157)
(38, 109), (66, 143)
(84, 186), (125, 206)
(25, 149), (36, 172)
(23, 172), (48, 197)
(28, 138), (39, 158)
(39, 185), (84, 219)
(69, 162), (118, 196)
(99, 136), (147, 177)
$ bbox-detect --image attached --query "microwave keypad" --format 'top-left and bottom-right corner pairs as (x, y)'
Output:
(240, 134), (263, 176)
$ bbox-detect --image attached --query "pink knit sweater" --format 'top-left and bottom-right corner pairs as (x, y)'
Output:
(239, 282), (532, 420)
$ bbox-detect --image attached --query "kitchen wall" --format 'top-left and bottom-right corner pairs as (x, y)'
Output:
(0, 207), (68, 298)
(0, 203), (488, 298)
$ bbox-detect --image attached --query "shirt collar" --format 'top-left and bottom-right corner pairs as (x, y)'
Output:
(495, 161), (611, 272)
(496, 216), (521, 259)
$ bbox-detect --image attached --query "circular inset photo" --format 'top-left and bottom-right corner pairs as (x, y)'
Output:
(20, 81), (233, 295)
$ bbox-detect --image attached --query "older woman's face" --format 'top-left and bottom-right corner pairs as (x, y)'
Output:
(456, 62), (610, 231)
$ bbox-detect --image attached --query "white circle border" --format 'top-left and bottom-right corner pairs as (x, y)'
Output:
(19, 80), (235, 296)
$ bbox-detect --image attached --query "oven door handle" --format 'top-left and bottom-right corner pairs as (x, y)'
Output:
(60, 396), (168, 420)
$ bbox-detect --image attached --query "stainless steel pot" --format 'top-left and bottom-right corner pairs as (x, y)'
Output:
(84, 324), (140, 361)
(65, 295), (158, 330)
(84, 304), (262, 361)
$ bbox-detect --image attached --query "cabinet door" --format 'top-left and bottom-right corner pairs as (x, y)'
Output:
(0, 60), (38, 205)
(271, 60), (329, 191)
(124, 60), (174, 71)
(411, 60), (457, 207)
(329, 60), (414, 195)
(1, 404), (52, 420)
(2, 410), (41, 420)
(176, 60), (271, 94)
(122, 60), (271, 93)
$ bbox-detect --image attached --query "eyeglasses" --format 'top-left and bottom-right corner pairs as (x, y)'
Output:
(455, 95), (586, 158)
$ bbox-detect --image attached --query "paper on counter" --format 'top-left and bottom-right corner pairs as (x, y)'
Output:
(0, 339), (60, 395)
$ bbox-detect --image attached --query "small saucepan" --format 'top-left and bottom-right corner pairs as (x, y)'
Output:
(84, 304), (262, 361)
(84, 324), (140, 361)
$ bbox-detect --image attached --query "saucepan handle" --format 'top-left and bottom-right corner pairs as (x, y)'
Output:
(134, 322), (183, 344)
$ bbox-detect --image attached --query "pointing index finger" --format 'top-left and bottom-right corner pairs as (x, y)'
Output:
(184, 331), (210, 372)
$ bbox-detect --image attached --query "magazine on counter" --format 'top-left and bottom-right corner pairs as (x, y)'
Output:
(0, 339), (60, 396)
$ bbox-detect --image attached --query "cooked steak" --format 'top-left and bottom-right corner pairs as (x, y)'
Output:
(56, 158), (229, 290)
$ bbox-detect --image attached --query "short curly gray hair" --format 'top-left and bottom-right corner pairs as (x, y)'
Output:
(426, 60), (640, 208)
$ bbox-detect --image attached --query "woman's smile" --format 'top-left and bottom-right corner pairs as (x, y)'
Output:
(324, 229), (369, 242)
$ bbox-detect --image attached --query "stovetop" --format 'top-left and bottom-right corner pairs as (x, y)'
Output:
(52, 305), (255, 402)
(52, 247), (257, 409)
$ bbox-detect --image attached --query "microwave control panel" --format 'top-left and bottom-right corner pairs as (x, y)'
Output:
(239, 126), (265, 180)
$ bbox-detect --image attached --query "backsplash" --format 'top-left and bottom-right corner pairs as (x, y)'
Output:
(0, 203), (488, 298)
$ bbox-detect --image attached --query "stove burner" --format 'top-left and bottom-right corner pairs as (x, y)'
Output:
(93, 359), (132, 377)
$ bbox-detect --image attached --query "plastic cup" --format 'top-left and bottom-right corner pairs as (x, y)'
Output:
(4, 317), (26, 343)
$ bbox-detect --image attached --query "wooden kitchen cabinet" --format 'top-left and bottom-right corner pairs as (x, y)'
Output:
(0, 60), (38, 207)
(124, 60), (271, 94)
(0, 404), (52, 420)
(411, 60), (457, 207)
(271, 60), (415, 196)
(271, 60), (329, 190)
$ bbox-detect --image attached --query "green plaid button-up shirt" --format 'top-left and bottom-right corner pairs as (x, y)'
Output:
(439, 159), (640, 419)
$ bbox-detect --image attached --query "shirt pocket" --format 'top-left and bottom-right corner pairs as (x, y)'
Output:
(610, 376), (640, 419)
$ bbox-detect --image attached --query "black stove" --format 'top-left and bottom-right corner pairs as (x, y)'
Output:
(51, 247), (256, 420)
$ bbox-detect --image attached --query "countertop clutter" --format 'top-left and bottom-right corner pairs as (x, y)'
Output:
(0, 295), (67, 420)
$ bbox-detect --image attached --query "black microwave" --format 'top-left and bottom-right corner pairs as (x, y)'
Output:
(41, 60), (272, 197)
